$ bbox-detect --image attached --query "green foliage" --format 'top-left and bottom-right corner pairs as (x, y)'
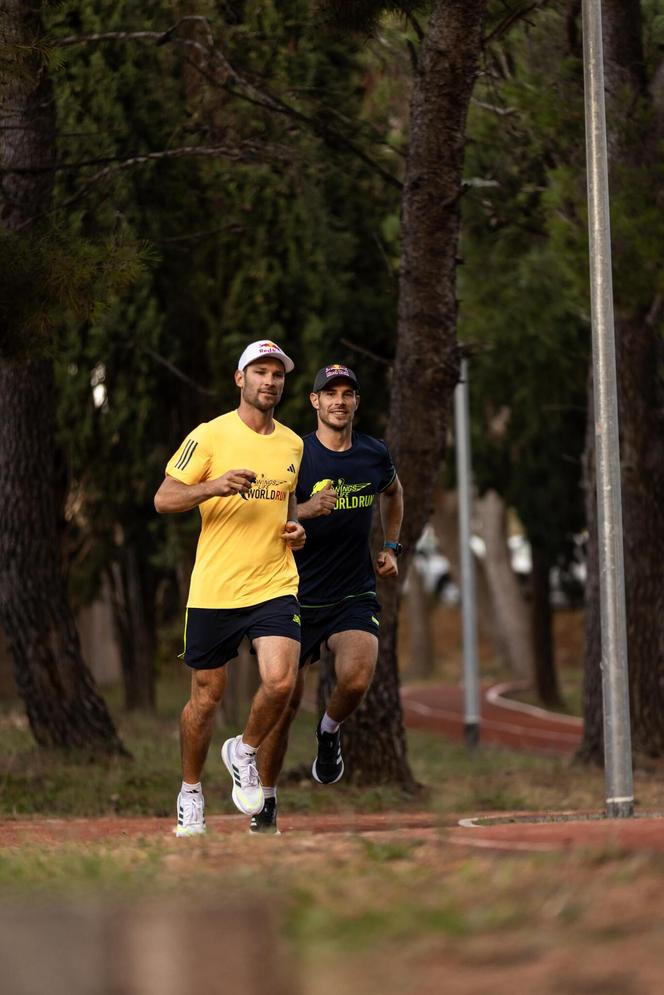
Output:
(0, 230), (148, 360)
(456, 0), (664, 571)
(0, 660), (612, 817)
(316, 0), (428, 36)
(457, 4), (591, 563)
(44, 0), (401, 617)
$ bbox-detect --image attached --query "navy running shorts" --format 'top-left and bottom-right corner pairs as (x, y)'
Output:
(181, 595), (301, 670)
(299, 594), (380, 667)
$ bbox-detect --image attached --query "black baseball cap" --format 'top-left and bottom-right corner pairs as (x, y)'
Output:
(312, 364), (359, 392)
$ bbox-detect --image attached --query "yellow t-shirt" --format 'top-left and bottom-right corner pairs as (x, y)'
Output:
(166, 411), (303, 609)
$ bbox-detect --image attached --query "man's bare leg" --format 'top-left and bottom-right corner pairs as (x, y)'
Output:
(325, 629), (378, 722)
(176, 666), (226, 836)
(221, 635), (299, 816)
(257, 664), (308, 787)
(312, 629), (378, 785)
(180, 666), (227, 783)
(242, 635), (300, 746)
(257, 630), (378, 797)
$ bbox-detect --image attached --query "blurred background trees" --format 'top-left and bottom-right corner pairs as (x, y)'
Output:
(1, 0), (664, 771)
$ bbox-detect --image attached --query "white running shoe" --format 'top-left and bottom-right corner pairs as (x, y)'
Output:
(174, 790), (206, 837)
(221, 736), (264, 815)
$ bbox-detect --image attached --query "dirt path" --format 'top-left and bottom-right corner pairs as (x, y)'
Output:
(0, 811), (440, 848)
(3, 807), (664, 855)
(4, 685), (659, 855)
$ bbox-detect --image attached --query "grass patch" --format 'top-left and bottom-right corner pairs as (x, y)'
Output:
(0, 662), (662, 818)
(0, 696), (663, 995)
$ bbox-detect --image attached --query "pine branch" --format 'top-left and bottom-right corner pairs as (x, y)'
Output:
(12, 142), (290, 230)
(143, 347), (217, 396)
(339, 337), (392, 366)
(7, 141), (291, 175)
(484, 2), (545, 46)
(55, 24), (403, 191)
(471, 98), (517, 117)
(57, 140), (292, 203)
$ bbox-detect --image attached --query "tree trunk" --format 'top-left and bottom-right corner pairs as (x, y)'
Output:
(220, 640), (261, 729)
(107, 546), (157, 712)
(477, 490), (534, 683)
(404, 562), (435, 680)
(580, 0), (664, 760)
(0, 0), (124, 753)
(0, 364), (125, 751)
(531, 542), (562, 708)
(342, 0), (488, 786)
(431, 486), (506, 663)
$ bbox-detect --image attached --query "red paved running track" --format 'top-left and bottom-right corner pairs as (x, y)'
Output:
(401, 682), (582, 755)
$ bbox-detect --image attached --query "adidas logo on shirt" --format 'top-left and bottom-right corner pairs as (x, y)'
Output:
(287, 463), (296, 473)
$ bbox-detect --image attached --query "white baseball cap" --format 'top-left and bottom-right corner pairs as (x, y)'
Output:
(237, 339), (294, 373)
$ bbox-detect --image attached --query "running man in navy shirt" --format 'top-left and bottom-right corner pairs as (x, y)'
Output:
(251, 363), (403, 833)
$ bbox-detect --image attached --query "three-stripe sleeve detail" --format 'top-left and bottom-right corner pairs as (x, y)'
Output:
(175, 439), (198, 471)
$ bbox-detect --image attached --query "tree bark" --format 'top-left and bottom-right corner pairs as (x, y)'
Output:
(531, 542), (562, 708)
(431, 487), (504, 661)
(580, 0), (664, 760)
(107, 547), (157, 712)
(0, 364), (125, 751)
(341, 0), (488, 786)
(404, 562), (436, 680)
(477, 490), (534, 683)
(0, 0), (124, 752)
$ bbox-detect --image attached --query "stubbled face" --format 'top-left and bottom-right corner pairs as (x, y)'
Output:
(236, 357), (286, 411)
(311, 380), (359, 431)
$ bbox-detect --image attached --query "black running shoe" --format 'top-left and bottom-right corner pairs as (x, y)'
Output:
(312, 722), (344, 784)
(249, 796), (280, 834)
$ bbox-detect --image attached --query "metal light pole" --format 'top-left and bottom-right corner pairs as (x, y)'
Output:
(454, 355), (480, 748)
(582, 0), (634, 817)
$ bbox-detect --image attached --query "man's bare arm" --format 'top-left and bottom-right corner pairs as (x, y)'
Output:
(154, 469), (256, 514)
(380, 474), (403, 543)
(280, 492), (306, 549)
(286, 492), (298, 523)
(376, 474), (403, 578)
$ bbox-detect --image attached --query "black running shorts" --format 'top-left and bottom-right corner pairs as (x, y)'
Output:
(181, 595), (301, 670)
(299, 594), (380, 667)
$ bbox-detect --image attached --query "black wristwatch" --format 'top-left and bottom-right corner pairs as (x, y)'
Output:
(383, 541), (403, 556)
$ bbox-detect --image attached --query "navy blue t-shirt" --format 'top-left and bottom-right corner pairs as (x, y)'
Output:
(294, 431), (396, 606)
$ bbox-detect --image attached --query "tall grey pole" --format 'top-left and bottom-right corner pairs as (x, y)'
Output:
(455, 355), (480, 748)
(582, 0), (634, 817)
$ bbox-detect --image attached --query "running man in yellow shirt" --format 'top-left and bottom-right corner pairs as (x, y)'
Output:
(154, 340), (306, 836)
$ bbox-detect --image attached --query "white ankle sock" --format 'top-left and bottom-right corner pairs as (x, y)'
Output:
(263, 786), (277, 800)
(236, 738), (258, 761)
(181, 781), (202, 795)
(320, 712), (340, 734)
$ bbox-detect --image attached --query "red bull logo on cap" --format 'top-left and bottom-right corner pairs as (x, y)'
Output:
(325, 364), (351, 378)
(259, 341), (280, 353)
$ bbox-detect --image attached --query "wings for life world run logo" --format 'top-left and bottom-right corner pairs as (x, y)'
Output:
(241, 473), (288, 502)
(311, 478), (374, 511)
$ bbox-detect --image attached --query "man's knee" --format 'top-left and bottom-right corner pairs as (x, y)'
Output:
(281, 672), (305, 720)
(337, 660), (375, 700)
(262, 668), (297, 704)
(189, 673), (225, 717)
